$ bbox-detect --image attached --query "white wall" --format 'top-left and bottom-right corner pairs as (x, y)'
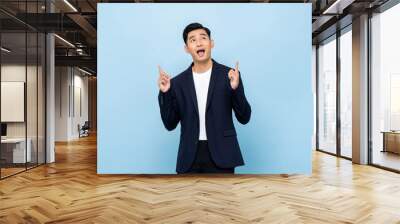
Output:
(55, 66), (69, 141)
(1, 65), (26, 136)
(72, 72), (89, 138)
(55, 67), (89, 141)
(1, 65), (41, 138)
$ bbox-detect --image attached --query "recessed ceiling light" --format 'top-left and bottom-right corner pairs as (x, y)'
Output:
(78, 67), (93, 76)
(1, 47), (11, 53)
(322, 0), (354, 15)
(63, 0), (78, 12)
(54, 34), (75, 48)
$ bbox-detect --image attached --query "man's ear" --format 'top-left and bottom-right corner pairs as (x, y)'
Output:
(184, 44), (189, 54)
(211, 39), (214, 49)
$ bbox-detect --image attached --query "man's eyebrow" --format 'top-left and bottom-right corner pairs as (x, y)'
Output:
(188, 33), (208, 40)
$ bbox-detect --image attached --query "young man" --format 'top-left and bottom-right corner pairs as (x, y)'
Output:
(158, 23), (251, 174)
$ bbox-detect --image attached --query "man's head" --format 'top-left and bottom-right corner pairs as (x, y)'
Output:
(183, 23), (214, 64)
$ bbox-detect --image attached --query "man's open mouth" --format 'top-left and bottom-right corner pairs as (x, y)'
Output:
(196, 49), (205, 57)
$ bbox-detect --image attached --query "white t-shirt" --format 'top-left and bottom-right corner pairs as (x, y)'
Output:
(192, 67), (212, 140)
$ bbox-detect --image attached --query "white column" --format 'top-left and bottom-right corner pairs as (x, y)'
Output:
(352, 14), (369, 164)
(46, 1), (55, 163)
(46, 33), (55, 163)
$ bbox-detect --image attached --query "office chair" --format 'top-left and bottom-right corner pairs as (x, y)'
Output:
(79, 121), (90, 138)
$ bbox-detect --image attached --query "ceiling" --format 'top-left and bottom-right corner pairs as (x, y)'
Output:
(0, 0), (393, 75)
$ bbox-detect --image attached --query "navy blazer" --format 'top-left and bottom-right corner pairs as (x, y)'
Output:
(158, 59), (251, 173)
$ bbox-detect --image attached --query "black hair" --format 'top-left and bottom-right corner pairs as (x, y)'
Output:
(183, 23), (211, 44)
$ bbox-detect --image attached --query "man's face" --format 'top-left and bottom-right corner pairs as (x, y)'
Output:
(184, 28), (214, 63)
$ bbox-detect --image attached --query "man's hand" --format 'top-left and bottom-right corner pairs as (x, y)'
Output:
(228, 61), (240, 90)
(158, 65), (171, 93)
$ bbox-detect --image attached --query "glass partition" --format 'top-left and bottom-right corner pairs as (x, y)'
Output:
(371, 3), (400, 171)
(1, 31), (28, 177)
(0, 1), (46, 179)
(317, 35), (337, 155)
(339, 28), (352, 158)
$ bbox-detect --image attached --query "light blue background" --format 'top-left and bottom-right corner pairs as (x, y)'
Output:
(98, 3), (312, 174)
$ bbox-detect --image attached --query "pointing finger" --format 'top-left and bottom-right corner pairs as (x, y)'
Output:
(158, 65), (162, 74)
(158, 65), (168, 77)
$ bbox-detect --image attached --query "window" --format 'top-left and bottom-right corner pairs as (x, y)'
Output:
(318, 36), (337, 154)
(339, 28), (352, 158)
(371, 3), (400, 171)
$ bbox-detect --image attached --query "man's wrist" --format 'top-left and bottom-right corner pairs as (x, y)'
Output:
(230, 83), (239, 92)
(160, 88), (170, 94)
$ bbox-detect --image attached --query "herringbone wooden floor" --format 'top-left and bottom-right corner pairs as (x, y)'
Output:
(1, 134), (400, 224)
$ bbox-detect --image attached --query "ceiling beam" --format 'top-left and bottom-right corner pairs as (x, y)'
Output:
(55, 55), (96, 71)
(323, 0), (356, 14)
(67, 13), (97, 46)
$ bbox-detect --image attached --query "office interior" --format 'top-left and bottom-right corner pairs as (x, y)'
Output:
(0, 0), (400, 223)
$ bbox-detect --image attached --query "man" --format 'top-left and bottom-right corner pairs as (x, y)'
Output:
(158, 23), (251, 174)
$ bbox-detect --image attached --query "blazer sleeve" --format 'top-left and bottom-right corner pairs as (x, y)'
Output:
(230, 72), (251, 124)
(158, 80), (180, 131)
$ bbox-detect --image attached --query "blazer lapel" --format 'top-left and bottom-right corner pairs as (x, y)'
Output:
(186, 59), (218, 117)
(186, 63), (199, 117)
(206, 59), (218, 111)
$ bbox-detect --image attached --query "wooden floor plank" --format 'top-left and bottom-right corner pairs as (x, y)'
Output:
(1, 134), (400, 223)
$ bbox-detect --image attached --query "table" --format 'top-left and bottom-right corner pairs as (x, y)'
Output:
(1, 138), (32, 163)
(381, 131), (400, 154)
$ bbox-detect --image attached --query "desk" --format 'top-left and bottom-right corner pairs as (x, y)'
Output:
(1, 138), (32, 163)
(381, 131), (400, 154)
